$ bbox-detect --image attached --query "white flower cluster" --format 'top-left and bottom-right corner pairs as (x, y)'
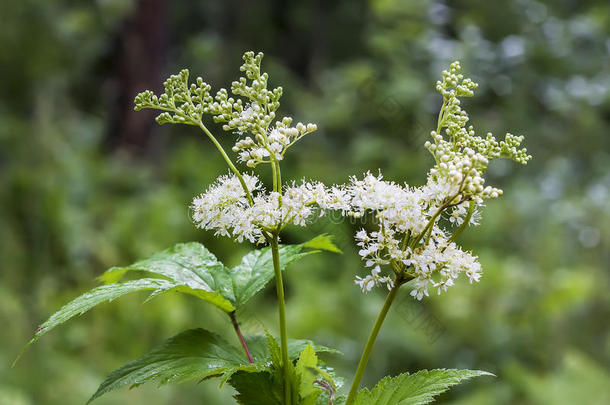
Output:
(341, 173), (482, 298)
(404, 239), (481, 300)
(185, 58), (530, 302)
(342, 62), (530, 299)
(190, 173), (345, 243)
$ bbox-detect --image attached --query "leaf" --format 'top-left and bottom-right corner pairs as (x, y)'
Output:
(230, 336), (341, 405)
(88, 330), (336, 403)
(295, 344), (320, 400)
(88, 328), (261, 403)
(17, 238), (337, 364)
(352, 369), (494, 405)
(302, 234), (342, 254)
(230, 370), (284, 405)
(99, 238), (332, 311)
(99, 243), (235, 312)
(230, 244), (313, 308)
(14, 278), (176, 364)
(245, 335), (341, 363)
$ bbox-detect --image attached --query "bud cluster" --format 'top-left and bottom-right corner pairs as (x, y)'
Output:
(205, 52), (318, 167)
(425, 61), (531, 206)
(134, 52), (318, 168)
(134, 69), (213, 125)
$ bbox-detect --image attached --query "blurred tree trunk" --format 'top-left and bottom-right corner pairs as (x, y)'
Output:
(107, 0), (168, 152)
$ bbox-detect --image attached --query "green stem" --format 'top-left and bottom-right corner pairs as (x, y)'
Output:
(198, 122), (254, 204)
(275, 161), (282, 191)
(448, 200), (475, 243)
(408, 203), (447, 249)
(271, 159), (278, 192)
(345, 280), (402, 404)
(270, 234), (291, 405)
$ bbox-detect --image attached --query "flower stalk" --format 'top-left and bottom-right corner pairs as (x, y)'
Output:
(197, 122), (254, 204)
(270, 234), (292, 405)
(345, 276), (405, 404)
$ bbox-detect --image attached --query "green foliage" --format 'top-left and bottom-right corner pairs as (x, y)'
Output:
(302, 234), (343, 254)
(230, 370), (284, 405)
(88, 328), (257, 403)
(18, 237), (338, 363)
(352, 369), (493, 405)
(15, 278), (177, 363)
(101, 236), (338, 310)
(88, 328), (339, 403)
(230, 338), (340, 405)
(294, 344), (323, 404)
(228, 244), (311, 309)
(245, 335), (341, 361)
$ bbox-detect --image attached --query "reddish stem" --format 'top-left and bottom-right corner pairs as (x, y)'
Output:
(230, 311), (253, 363)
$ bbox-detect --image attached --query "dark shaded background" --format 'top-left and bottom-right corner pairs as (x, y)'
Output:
(1, 0), (609, 404)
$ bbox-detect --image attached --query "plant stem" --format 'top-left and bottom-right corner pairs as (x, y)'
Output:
(448, 200), (475, 243)
(198, 122), (254, 204)
(270, 234), (291, 405)
(229, 311), (253, 363)
(345, 281), (402, 405)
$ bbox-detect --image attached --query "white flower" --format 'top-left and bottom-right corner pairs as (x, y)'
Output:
(191, 174), (345, 244)
(355, 265), (394, 293)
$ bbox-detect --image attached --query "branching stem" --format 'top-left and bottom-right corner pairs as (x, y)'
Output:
(448, 200), (475, 243)
(197, 122), (254, 205)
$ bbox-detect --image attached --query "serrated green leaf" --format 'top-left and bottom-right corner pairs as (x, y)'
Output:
(100, 243), (235, 312)
(230, 336), (341, 405)
(88, 330), (334, 403)
(18, 238), (336, 364)
(265, 331), (283, 367)
(230, 244), (312, 308)
(302, 234), (342, 254)
(88, 328), (262, 403)
(15, 278), (176, 364)
(295, 344), (319, 400)
(100, 243), (235, 301)
(99, 241), (323, 312)
(245, 335), (341, 363)
(231, 370), (284, 405)
(352, 369), (494, 405)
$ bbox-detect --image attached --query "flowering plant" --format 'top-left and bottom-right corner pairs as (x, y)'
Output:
(16, 52), (530, 404)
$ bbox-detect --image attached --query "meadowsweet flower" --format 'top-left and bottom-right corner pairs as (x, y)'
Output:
(191, 174), (346, 243)
(346, 61), (530, 298)
(355, 266), (394, 293)
(190, 174), (262, 242)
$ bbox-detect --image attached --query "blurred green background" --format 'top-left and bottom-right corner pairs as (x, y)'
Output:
(1, 0), (609, 404)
